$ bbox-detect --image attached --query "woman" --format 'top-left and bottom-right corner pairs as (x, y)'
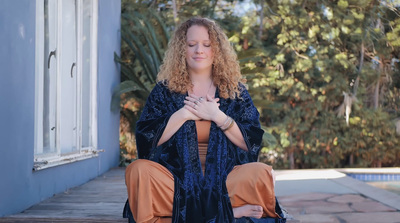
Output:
(125, 17), (284, 223)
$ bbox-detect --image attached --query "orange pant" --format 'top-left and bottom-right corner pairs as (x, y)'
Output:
(125, 159), (278, 223)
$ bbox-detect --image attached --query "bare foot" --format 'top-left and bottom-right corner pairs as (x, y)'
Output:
(233, 204), (263, 219)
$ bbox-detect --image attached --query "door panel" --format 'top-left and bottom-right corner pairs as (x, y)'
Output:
(60, 0), (78, 154)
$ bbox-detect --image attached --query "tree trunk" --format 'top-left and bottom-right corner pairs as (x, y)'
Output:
(289, 150), (294, 169)
(209, 0), (219, 18)
(258, 1), (264, 40)
(172, 0), (178, 25)
(373, 79), (380, 109)
(349, 154), (354, 166)
(289, 130), (295, 169)
(353, 41), (364, 96)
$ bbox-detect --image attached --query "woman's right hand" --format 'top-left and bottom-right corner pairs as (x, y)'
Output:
(157, 107), (200, 146)
(179, 106), (202, 121)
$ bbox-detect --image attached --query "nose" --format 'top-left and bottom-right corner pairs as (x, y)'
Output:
(195, 45), (204, 54)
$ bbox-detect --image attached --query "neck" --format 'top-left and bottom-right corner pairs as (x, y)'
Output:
(191, 76), (212, 85)
(190, 73), (214, 97)
(188, 68), (212, 84)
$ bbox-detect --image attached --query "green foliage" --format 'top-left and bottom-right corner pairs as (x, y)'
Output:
(245, 0), (400, 168)
(113, 6), (170, 164)
(112, 8), (169, 111)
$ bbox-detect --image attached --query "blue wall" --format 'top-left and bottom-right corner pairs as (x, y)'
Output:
(98, 0), (122, 175)
(0, 0), (121, 217)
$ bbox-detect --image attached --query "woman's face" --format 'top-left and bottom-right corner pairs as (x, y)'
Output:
(186, 25), (214, 75)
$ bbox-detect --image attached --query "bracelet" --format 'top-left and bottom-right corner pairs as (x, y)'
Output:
(220, 116), (231, 130)
(218, 116), (230, 128)
(222, 117), (235, 132)
(222, 118), (235, 131)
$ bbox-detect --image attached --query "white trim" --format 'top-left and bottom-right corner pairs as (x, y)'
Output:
(49, 0), (58, 153)
(56, 0), (62, 155)
(91, 0), (98, 149)
(76, 0), (83, 151)
(33, 148), (104, 171)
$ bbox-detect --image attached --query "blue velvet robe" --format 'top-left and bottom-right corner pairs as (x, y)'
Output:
(135, 82), (265, 223)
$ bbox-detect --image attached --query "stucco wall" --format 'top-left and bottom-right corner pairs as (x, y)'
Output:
(97, 0), (122, 175)
(0, 0), (121, 217)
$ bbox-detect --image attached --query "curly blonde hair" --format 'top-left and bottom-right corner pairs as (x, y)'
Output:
(157, 17), (245, 99)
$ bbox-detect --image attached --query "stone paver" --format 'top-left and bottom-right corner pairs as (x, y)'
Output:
(283, 207), (306, 217)
(275, 169), (400, 223)
(350, 201), (397, 212)
(278, 193), (336, 203)
(327, 194), (369, 203)
(331, 173), (400, 210)
(291, 214), (340, 223)
(338, 212), (400, 223)
(305, 202), (353, 214)
(275, 179), (356, 196)
(286, 219), (300, 223)
(282, 200), (354, 214)
(279, 192), (400, 223)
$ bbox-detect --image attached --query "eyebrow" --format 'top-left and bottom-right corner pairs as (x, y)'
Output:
(186, 39), (211, 42)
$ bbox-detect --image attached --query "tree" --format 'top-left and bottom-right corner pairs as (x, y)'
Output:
(243, 0), (400, 168)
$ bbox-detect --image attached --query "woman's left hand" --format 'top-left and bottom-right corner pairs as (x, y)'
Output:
(184, 94), (220, 121)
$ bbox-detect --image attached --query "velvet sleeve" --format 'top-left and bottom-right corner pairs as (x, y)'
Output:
(135, 83), (174, 159)
(233, 87), (264, 163)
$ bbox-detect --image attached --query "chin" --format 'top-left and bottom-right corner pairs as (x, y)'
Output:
(188, 64), (212, 71)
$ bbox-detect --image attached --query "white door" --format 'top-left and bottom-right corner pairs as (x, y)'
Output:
(35, 0), (58, 155)
(59, 0), (78, 154)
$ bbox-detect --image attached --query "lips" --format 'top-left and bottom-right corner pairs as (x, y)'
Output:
(193, 57), (206, 61)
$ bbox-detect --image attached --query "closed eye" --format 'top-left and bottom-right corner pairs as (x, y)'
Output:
(187, 43), (211, 47)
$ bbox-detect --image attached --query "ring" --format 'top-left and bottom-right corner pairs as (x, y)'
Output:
(194, 100), (199, 105)
(199, 97), (204, 102)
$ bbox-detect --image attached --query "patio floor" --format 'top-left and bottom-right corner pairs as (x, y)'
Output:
(1, 167), (400, 223)
(275, 169), (400, 223)
(0, 168), (128, 223)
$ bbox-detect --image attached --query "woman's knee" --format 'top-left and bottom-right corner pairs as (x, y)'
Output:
(125, 159), (173, 184)
(255, 162), (275, 186)
(125, 159), (154, 182)
(128, 159), (154, 170)
(235, 162), (275, 186)
(241, 162), (274, 176)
